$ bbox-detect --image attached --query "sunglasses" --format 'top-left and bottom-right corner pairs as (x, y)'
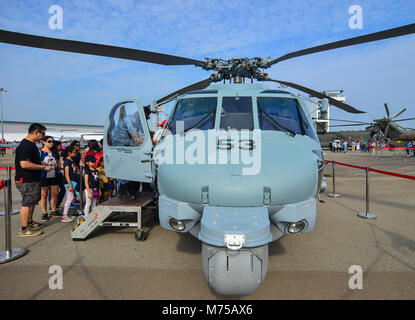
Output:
(46, 140), (54, 143)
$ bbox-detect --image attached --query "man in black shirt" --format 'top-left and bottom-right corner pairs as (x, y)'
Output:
(15, 123), (52, 237)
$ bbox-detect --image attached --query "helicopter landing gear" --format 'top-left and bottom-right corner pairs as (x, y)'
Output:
(135, 229), (148, 241)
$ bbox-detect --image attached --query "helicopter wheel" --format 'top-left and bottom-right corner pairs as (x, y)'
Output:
(135, 229), (148, 241)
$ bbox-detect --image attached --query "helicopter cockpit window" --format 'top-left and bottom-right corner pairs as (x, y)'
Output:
(165, 97), (217, 135)
(220, 97), (254, 130)
(108, 101), (145, 147)
(257, 97), (317, 140)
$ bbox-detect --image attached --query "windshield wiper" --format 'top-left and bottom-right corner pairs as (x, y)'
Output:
(182, 109), (216, 134)
(258, 106), (296, 137)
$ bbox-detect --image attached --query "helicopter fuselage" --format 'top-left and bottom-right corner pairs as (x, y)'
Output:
(150, 83), (325, 294)
(104, 82), (325, 295)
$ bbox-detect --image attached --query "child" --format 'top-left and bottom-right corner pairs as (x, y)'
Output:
(62, 145), (80, 222)
(97, 158), (115, 203)
(84, 155), (99, 216)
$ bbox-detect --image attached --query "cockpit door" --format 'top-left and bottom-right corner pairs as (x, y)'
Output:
(103, 98), (153, 183)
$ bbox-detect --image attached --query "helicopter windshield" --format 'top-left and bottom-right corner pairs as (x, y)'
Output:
(220, 97), (254, 130)
(166, 97), (217, 135)
(257, 97), (317, 140)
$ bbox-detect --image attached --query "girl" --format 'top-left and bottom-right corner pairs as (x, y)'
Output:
(39, 136), (59, 221)
(97, 158), (115, 203)
(84, 155), (99, 216)
(62, 140), (82, 206)
(62, 145), (80, 222)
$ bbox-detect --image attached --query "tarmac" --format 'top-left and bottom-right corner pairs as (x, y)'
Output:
(0, 149), (415, 300)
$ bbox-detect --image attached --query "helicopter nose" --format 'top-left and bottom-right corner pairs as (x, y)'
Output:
(155, 132), (318, 207)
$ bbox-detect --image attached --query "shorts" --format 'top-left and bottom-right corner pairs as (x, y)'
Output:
(40, 177), (59, 187)
(15, 181), (41, 207)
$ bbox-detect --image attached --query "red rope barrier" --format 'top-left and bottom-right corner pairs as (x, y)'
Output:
(368, 168), (415, 181)
(373, 147), (415, 151)
(326, 160), (415, 181)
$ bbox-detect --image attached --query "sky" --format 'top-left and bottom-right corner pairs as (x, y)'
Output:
(0, 0), (414, 132)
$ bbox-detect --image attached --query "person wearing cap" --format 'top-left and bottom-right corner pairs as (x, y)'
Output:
(83, 154), (99, 216)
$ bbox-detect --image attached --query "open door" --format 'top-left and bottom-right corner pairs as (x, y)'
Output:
(104, 98), (153, 183)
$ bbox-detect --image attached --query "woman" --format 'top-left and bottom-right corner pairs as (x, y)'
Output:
(39, 136), (60, 221)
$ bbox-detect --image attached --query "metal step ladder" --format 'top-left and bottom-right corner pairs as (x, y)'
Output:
(71, 192), (156, 241)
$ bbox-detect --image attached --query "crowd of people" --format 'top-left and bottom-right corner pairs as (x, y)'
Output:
(329, 138), (389, 153)
(328, 138), (415, 156)
(11, 106), (163, 238)
(13, 123), (115, 237)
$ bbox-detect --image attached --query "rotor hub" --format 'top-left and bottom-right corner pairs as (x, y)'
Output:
(203, 57), (273, 82)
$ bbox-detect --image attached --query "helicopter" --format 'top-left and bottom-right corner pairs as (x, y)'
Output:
(326, 102), (415, 146)
(1, 23), (415, 295)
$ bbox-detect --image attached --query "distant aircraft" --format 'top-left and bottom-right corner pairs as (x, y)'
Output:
(366, 103), (415, 144)
(322, 103), (415, 146)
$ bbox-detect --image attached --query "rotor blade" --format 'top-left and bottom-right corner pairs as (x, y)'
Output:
(326, 124), (368, 128)
(265, 23), (415, 67)
(265, 78), (365, 113)
(323, 118), (371, 124)
(384, 103), (390, 118)
(155, 78), (213, 105)
(392, 117), (415, 122)
(0, 29), (206, 67)
(392, 121), (407, 131)
(144, 77), (213, 109)
(391, 108), (406, 120)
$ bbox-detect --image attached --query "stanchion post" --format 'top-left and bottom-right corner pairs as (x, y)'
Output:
(328, 161), (341, 198)
(4, 167), (11, 251)
(0, 166), (27, 264)
(358, 166), (376, 220)
(0, 166), (19, 216)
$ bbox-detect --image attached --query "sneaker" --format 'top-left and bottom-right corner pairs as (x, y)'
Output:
(19, 228), (43, 237)
(61, 216), (74, 223)
(70, 203), (78, 208)
(72, 200), (80, 204)
(41, 214), (50, 222)
(51, 211), (63, 217)
(28, 221), (41, 230)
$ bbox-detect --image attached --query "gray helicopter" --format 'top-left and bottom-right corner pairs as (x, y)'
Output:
(1, 23), (414, 295)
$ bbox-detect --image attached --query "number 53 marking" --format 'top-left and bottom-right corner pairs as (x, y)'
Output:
(217, 139), (255, 150)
